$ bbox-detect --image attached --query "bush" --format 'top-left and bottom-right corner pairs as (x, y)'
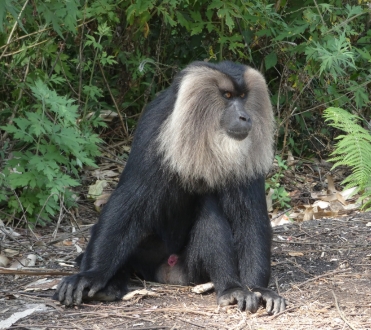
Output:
(1, 80), (101, 224)
(1, 0), (370, 220)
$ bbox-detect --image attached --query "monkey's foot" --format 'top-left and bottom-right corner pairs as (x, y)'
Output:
(252, 287), (286, 314)
(218, 288), (260, 313)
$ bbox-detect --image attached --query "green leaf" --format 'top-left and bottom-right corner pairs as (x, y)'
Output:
(217, 8), (234, 31)
(176, 12), (189, 29)
(0, 0), (27, 33)
(265, 52), (277, 70)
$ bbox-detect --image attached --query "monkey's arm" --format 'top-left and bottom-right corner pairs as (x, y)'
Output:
(222, 176), (286, 314)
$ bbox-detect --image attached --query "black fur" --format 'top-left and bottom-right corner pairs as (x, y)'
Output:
(54, 61), (285, 314)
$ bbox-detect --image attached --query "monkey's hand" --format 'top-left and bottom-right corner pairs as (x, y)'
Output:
(53, 273), (106, 306)
(252, 287), (286, 314)
(218, 288), (260, 313)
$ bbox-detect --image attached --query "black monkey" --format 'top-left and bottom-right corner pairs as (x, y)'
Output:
(54, 61), (285, 314)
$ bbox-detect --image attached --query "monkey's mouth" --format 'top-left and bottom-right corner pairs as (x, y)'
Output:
(227, 129), (249, 141)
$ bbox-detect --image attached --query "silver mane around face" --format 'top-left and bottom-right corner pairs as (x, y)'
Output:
(157, 64), (275, 190)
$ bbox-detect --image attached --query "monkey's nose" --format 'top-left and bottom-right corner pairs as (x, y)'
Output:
(227, 114), (252, 141)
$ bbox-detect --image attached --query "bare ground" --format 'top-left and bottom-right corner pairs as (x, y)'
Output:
(0, 212), (370, 330)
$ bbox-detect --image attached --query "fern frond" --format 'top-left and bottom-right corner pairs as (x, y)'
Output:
(323, 107), (371, 210)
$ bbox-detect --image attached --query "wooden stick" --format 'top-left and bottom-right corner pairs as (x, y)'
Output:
(0, 267), (74, 276)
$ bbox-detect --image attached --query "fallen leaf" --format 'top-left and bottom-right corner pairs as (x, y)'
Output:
(313, 200), (330, 209)
(266, 188), (274, 212)
(94, 193), (111, 212)
(92, 169), (119, 179)
(0, 304), (48, 329)
(0, 255), (9, 267)
(87, 180), (108, 199)
(303, 206), (314, 221)
(122, 289), (160, 301)
(24, 278), (60, 291)
(327, 174), (337, 193)
(287, 150), (295, 166)
(288, 251), (304, 257)
(341, 187), (357, 200)
(271, 214), (291, 227)
(313, 210), (339, 219)
(192, 282), (214, 294)
(10, 254), (36, 269)
(4, 249), (19, 257)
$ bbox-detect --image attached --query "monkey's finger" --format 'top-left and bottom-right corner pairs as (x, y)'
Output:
(273, 298), (286, 314)
(254, 291), (262, 299)
(74, 278), (90, 305)
(280, 299), (286, 313)
(245, 293), (259, 313)
(55, 281), (66, 302)
(218, 294), (235, 306)
(265, 299), (273, 314)
(65, 282), (76, 306)
(236, 294), (246, 310)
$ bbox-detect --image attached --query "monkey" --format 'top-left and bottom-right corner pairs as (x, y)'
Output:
(54, 61), (286, 314)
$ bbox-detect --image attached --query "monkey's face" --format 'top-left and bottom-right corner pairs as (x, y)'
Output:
(219, 92), (252, 141)
(157, 62), (275, 189)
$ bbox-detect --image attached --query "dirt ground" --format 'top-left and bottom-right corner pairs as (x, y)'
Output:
(0, 212), (370, 330)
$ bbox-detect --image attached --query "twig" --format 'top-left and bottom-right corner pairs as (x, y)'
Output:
(53, 193), (66, 238)
(10, 324), (76, 329)
(0, 226), (42, 258)
(331, 290), (358, 330)
(228, 309), (247, 330)
(286, 258), (313, 276)
(70, 308), (214, 317)
(271, 208), (292, 220)
(1, 59), (30, 141)
(0, 18), (95, 52)
(118, 327), (169, 330)
(0, 267), (75, 276)
(69, 310), (156, 324)
(269, 305), (298, 319)
(78, 0), (87, 107)
(48, 40), (66, 78)
(47, 224), (92, 245)
(313, 0), (327, 28)
(0, 0), (29, 60)
(98, 62), (128, 137)
(178, 317), (206, 328)
(1, 39), (49, 57)
(272, 239), (370, 247)
(275, 277), (280, 295)
(293, 268), (351, 288)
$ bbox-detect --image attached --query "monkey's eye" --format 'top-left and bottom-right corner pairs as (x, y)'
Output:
(240, 93), (246, 98)
(223, 92), (232, 99)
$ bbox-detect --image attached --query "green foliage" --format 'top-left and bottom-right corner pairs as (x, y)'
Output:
(305, 32), (356, 82)
(266, 156), (291, 209)
(1, 81), (101, 224)
(36, 0), (81, 37)
(1, 0), (371, 218)
(323, 107), (371, 210)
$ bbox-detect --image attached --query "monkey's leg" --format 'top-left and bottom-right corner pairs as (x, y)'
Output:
(222, 177), (286, 314)
(54, 180), (152, 306)
(184, 196), (260, 312)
